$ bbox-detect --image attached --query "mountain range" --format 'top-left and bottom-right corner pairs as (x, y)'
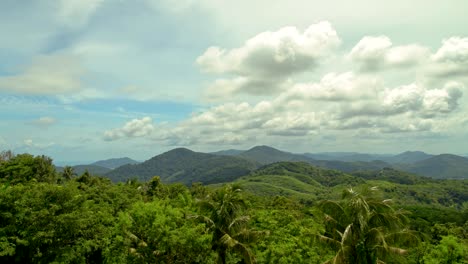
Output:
(56, 157), (139, 176)
(105, 148), (259, 184)
(55, 146), (468, 183)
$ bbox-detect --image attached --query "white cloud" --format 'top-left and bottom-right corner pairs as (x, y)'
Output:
(280, 72), (380, 101)
(0, 54), (84, 95)
(348, 36), (429, 71)
(103, 117), (155, 141)
(23, 139), (55, 149)
(197, 21), (340, 97)
(30, 117), (57, 127)
(430, 37), (468, 77)
(338, 82), (463, 118)
(143, 74), (463, 146)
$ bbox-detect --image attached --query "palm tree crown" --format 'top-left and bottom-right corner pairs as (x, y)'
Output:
(195, 184), (262, 264)
(319, 187), (417, 264)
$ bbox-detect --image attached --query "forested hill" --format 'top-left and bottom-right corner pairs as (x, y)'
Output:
(102, 146), (468, 182)
(105, 148), (260, 184)
(91, 157), (140, 169)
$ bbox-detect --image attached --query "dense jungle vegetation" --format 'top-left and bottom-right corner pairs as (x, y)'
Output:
(0, 151), (467, 263)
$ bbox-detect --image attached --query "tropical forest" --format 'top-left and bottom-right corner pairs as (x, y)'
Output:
(1, 148), (466, 263)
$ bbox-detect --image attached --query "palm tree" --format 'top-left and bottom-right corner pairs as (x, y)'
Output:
(62, 166), (76, 181)
(195, 184), (263, 264)
(318, 187), (417, 264)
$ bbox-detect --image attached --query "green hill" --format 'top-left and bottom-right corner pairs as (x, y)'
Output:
(234, 162), (364, 201)
(239, 145), (311, 164)
(105, 148), (260, 184)
(351, 167), (434, 185)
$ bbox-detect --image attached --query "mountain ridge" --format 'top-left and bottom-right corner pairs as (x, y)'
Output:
(105, 148), (260, 184)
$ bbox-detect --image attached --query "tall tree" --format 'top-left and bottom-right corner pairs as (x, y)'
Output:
(195, 184), (263, 264)
(318, 187), (417, 264)
(62, 166), (76, 181)
(0, 153), (56, 184)
(0, 150), (14, 164)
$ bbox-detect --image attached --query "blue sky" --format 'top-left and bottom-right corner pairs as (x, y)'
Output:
(1, 0), (468, 163)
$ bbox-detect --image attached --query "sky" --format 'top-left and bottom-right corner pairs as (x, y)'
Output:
(1, 0), (468, 163)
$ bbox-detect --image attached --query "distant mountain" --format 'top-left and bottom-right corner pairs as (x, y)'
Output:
(211, 149), (245, 156)
(397, 154), (468, 179)
(105, 148), (260, 184)
(91, 157), (139, 169)
(56, 165), (112, 176)
(304, 152), (391, 162)
(239, 145), (311, 164)
(238, 146), (391, 173)
(385, 151), (434, 164)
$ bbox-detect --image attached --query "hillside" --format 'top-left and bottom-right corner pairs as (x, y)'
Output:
(211, 149), (245, 156)
(235, 162), (364, 201)
(310, 159), (390, 173)
(385, 151), (434, 164)
(398, 154), (468, 179)
(238, 145), (312, 164)
(91, 157), (139, 169)
(351, 167), (434, 185)
(237, 146), (391, 173)
(105, 148), (260, 184)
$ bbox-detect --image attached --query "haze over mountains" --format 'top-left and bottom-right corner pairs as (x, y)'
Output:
(56, 146), (468, 183)
(56, 157), (139, 176)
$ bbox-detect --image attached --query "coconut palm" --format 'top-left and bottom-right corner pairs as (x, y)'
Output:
(318, 187), (417, 264)
(195, 184), (263, 264)
(62, 166), (76, 181)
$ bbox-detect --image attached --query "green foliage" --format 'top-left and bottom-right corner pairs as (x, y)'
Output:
(0, 153), (56, 184)
(251, 208), (331, 263)
(423, 235), (466, 264)
(195, 185), (264, 264)
(105, 199), (214, 263)
(352, 168), (433, 185)
(251, 162), (364, 187)
(318, 187), (418, 264)
(1, 152), (467, 264)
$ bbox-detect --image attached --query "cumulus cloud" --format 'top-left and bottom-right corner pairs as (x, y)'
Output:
(23, 139), (55, 149)
(103, 117), (155, 141)
(430, 37), (468, 77)
(138, 73), (463, 146)
(197, 21), (340, 97)
(29, 117), (57, 127)
(338, 82), (463, 118)
(348, 36), (429, 71)
(280, 72), (380, 102)
(0, 54), (84, 95)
